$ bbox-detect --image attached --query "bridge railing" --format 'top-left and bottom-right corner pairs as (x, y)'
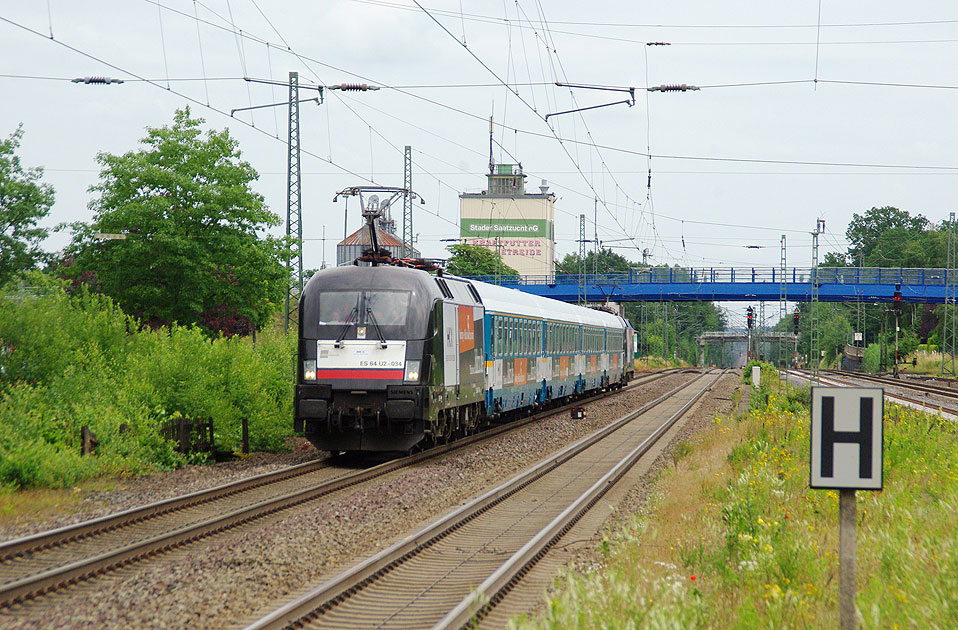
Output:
(464, 267), (955, 286)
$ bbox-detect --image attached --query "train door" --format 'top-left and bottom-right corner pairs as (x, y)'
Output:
(443, 302), (459, 387)
(574, 325), (585, 377)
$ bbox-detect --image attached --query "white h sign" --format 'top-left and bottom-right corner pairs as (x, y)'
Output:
(810, 387), (883, 490)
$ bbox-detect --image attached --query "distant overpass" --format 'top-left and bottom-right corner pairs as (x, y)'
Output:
(464, 267), (956, 303)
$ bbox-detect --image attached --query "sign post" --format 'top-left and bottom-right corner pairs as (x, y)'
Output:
(810, 387), (883, 630)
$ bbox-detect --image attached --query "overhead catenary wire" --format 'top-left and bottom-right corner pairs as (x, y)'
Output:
(413, 0), (652, 259)
(346, 2), (958, 30)
(122, 2), (958, 176)
(230, 2), (469, 233)
(10, 4), (957, 269)
(0, 15), (381, 203)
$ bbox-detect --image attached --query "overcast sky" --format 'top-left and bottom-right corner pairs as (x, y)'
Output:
(4, 1), (958, 326)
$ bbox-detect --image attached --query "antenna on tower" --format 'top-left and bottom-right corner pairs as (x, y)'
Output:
(488, 110), (494, 174)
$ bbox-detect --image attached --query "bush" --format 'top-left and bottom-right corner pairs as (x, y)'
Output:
(0, 281), (295, 489)
(740, 360), (776, 386)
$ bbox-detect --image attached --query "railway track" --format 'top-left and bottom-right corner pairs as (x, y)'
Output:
(821, 369), (958, 399)
(794, 370), (958, 418)
(0, 369), (684, 609)
(242, 369), (724, 630)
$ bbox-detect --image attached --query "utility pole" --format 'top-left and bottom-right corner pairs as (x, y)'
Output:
(894, 308), (900, 377)
(403, 145), (414, 257)
(593, 198), (598, 276)
(285, 71), (303, 334)
(944, 211), (957, 376)
(578, 214), (587, 303)
(810, 218), (825, 384)
(893, 282), (902, 378)
(494, 235), (502, 286)
(779, 234), (787, 373)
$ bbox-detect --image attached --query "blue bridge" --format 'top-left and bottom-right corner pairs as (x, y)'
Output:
(465, 267), (957, 303)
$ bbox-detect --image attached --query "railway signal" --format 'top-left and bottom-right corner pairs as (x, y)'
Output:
(793, 313), (800, 335)
(746, 306), (754, 330)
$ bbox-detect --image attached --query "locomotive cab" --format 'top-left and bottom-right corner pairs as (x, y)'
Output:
(295, 266), (439, 452)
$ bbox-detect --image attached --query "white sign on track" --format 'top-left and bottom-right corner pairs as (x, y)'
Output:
(810, 387), (884, 490)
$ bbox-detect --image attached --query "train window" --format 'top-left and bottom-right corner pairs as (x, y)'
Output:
(503, 319), (508, 356)
(514, 319), (519, 356)
(365, 291), (411, 326)
(496, 317), (506, 357)
(502, 318), (507, 356)
(318, 291), (361, 325)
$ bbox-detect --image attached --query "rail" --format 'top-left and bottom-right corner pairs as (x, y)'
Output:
(0, 370), (677, 608)
(243, 370), (719, 630)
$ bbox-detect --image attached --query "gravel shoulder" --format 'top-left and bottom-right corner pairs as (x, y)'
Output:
(0, 439), (324, 542)
(0, 371), (709, 630)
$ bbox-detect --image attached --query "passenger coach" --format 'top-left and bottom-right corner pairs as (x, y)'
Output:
(295, 265), (634, 453)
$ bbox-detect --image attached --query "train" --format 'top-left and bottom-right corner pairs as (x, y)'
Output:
(294, 265), (635, 453)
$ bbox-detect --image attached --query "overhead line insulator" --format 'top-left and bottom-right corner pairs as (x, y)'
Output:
(71, 76), (124, 85)
(647, 84), (699, 92)
(328, 83), (380, 91)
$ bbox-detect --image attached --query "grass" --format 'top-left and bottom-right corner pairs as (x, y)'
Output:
(896, 350), (956, 376)
(0, 486), (81, 528)
(513, 375), (958, 629)
(635, 356), (691, 371)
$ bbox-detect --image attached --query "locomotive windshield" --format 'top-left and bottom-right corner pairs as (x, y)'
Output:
(318, 290), (411, 327)
(365, 290), (410, 326)
(318, 291), (360, 325)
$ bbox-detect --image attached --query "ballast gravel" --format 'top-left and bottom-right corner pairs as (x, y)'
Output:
(0, 444), (324, 542)
(0, 371), (724, 630)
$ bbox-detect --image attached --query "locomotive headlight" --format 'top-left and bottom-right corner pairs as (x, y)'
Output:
(303, 359), (317, 381)
(403, 360), (420, 383)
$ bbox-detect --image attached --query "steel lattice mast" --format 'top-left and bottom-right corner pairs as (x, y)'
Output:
(810, 219), (825, 384)
(285, 71), (303, 333)
(779, 234), (787, 371)
(944, 212), (957, 375)
(578, 214), (587, 303)
(403, 145), (413, 257)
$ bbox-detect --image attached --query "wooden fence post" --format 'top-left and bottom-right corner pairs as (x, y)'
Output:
(207, 416), (215, 458)
(80, 425), (98, 455)
(177, 418), (189, 453)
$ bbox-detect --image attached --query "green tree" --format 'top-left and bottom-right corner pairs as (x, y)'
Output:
(445, 243), (518, 276)
(558, 248), (631, 275)
(845, 206), (929, 266)
(61, 108), (287, 336)
(0, 126), (55, 286)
